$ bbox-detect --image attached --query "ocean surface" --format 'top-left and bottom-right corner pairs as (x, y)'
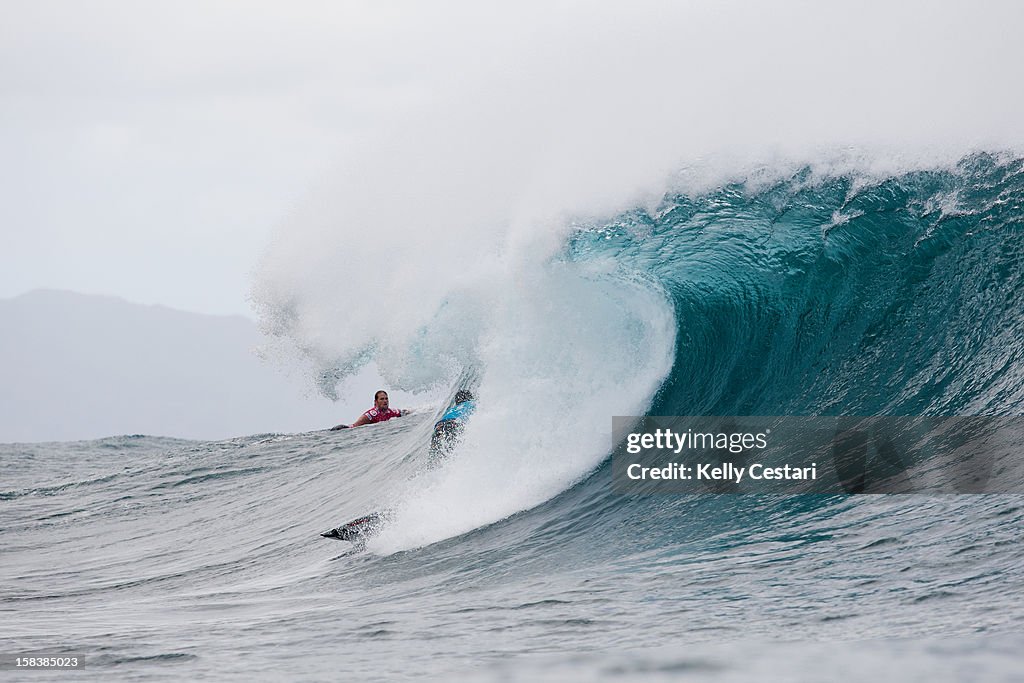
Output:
(5, 153), (1024, 681)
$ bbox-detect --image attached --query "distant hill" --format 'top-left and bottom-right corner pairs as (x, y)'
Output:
(0, 290), (352, 442)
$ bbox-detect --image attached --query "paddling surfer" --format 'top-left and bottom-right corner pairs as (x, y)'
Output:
(330, 390), (403, 430)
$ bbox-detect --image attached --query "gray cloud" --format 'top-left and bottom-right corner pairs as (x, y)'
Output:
(3, 1), (1022, 317)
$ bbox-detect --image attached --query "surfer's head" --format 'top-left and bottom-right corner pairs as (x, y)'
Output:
(374, 390), (389, 410)
(454, 390), (474, 404)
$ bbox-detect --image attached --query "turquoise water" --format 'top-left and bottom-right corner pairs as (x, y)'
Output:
(570, 153), (1024, 418)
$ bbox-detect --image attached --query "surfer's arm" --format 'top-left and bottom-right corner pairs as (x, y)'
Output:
(348, 413), (372, 428)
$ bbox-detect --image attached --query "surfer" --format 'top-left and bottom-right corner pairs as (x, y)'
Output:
(429, 389), (476, 457)
(330, 390), (403, 430)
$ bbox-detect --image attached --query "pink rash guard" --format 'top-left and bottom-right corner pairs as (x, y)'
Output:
(362, 407), (402, 423)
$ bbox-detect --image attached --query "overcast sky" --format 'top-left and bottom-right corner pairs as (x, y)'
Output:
(3, 1), (1022, 318)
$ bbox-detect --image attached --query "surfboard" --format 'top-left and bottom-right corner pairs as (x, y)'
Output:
(321, 512), (382, 541)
